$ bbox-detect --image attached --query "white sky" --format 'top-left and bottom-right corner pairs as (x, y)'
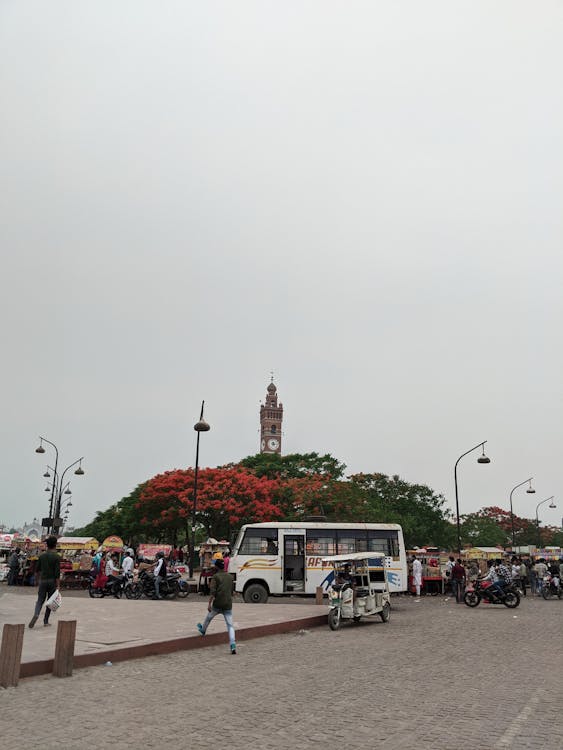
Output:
(1, 1), (561, 532)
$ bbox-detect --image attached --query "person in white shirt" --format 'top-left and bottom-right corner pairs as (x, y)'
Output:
(121, 550), (134, 576)
(153, 551), (166, 599)
(412, 556), (423, 599)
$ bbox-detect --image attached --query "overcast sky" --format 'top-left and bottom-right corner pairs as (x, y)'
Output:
(1, 1), (561, 534)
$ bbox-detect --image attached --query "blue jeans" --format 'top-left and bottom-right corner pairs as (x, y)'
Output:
(201, 608), (235, 646)
(154, 575), (162, 598)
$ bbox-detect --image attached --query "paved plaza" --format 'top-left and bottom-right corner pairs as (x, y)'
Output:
(1, 590), (562, 750)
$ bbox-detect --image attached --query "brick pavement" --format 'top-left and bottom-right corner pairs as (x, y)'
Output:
(1, 594), (562, 750)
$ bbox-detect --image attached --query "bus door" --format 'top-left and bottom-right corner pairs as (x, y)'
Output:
(282, 531), (305, 592)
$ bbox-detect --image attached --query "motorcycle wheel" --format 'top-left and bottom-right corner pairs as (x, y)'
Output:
(165, 582), (179, 600)
(124, 585), (136, 600)
(88, 584), (104, 599)
(503, 591), (520, 608)
(380, 602), (391, 622)
(328, 608), (341, 631)
(176, 584), (190, 599)
(463, 591), (480, 607)
(541, 587), (550, 600)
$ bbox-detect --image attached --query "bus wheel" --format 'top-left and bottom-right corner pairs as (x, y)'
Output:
(243, 583), (268, 604)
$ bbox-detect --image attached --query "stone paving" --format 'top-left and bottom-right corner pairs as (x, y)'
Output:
(1, 592), (562, 750)
(0, 587), (323, 665)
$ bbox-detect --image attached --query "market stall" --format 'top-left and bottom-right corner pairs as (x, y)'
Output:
(57, 536), (99, 589)
(407, 548), (444, 595)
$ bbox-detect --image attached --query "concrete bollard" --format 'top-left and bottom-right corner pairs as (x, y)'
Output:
(53, 620), (77, 678)
(315, 586), (324, 605)
(0, 623), (24, 688)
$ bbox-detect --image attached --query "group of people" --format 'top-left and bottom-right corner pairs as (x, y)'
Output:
(410, 553), (563, 603)
(5, 547), (38, 586)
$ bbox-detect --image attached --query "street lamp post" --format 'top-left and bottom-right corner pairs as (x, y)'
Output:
(35, 437), (58, 533)
(53, 458), (84, 534)
(189, 401), (210, 578)
(535, 496), (556, 548)
(509, 478), (535, 549)
(35, 438), (85, 536)
(454, 441), (491, 556)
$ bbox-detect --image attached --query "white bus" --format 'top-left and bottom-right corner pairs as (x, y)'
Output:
(229, 522), (407, 603)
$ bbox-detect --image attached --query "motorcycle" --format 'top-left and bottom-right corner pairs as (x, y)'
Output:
(132, 569), (181, 600)
(89, 573), (126, 599)
(463, 578), (520, 608)
(541, 574), (562, 600)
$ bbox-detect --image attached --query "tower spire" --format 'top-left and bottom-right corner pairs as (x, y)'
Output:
(259, 375), (283, 454)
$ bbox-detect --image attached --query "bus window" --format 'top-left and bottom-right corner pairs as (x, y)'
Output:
(306, 530), (336, 555)
(368, 530), (399, 557)
(239, 528), (278, 555)
(337, 530), (367, 554)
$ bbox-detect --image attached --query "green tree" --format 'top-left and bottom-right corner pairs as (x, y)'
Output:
(459, 512), (507, 548)
(238, 452), (346, 480)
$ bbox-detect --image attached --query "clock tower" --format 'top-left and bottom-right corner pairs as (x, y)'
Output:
(260, 378), (283, 454)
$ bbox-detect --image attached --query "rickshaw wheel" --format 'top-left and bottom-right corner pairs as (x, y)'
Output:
(328, 609), (341, 631)
(379, 603), (390, 622)
(353, 615), (361, 623)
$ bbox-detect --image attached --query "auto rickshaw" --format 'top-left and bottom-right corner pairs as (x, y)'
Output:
(322, 552), (391, 630)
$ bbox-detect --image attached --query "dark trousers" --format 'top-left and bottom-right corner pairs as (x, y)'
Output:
(34, 581), (57, 623)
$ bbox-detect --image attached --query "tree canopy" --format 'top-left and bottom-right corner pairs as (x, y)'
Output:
(72, 452), (559, 552)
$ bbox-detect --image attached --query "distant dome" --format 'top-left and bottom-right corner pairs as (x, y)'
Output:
(267, 382), (277, 393)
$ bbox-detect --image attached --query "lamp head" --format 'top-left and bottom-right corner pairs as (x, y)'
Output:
(477, 454), (490, 464)
(194, 420), (210, 432)
(43, 471), (50, 478)
(64, 487), (72, 495)
(549, 502), (556, 509)
(35, 445), (45, 454)
(74, 466), (84, 476)
(526, 487), (536, 494)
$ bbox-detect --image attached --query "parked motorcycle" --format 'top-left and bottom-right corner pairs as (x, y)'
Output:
(463, 578), (520, 608)
(89, 573), (126, 599)
(132, 569), (181, 600)
(541, 574), (562, 600)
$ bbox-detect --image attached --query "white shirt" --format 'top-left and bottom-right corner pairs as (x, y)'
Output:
(154, 558), (163, 577)
(105, 559), (118, 576)
(122, 556), (133, 575)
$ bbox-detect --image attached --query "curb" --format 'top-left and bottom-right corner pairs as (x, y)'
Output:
(19, 613), (327, 679)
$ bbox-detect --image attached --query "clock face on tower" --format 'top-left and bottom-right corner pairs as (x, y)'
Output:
(261, 439), (265, 451)
(267, 438), (280, 451)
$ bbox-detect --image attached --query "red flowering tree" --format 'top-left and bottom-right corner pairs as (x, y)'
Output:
(137, 467), (282, 565)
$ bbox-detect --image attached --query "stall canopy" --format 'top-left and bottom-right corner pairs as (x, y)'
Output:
(462, 547), (506, 560)
(102, 535), (124, 551)
(57, 536), (99, 551)
(137, 543), (171, 560)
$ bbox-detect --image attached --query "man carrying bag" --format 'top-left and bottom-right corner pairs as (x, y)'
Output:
(29, 535), (61, 628)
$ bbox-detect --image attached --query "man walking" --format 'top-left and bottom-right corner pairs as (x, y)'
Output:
(7, 547), (21, 586)
(197, 558), (237, 654)
(451, 558), (466, 603)
(29, 536), (60, 628)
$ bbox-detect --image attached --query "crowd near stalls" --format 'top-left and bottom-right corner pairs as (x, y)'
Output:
(197, 538), (230, 594)
(407, 545), (563, 598)
(0, 533), (44, 585)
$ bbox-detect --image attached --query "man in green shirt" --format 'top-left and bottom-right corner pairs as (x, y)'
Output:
(197, 558), (236, 654)
(29, 535), (61, 629)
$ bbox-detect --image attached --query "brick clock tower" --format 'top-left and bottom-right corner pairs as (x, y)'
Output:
(260, 378), (283, 454)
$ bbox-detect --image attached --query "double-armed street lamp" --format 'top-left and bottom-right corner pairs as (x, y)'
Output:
(509, 478), (535, 549)
(189, 401), (210, 578)
(535, 496), (556, 548)
(454, 440), (491, 556)
(35, 437), (85, 536)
